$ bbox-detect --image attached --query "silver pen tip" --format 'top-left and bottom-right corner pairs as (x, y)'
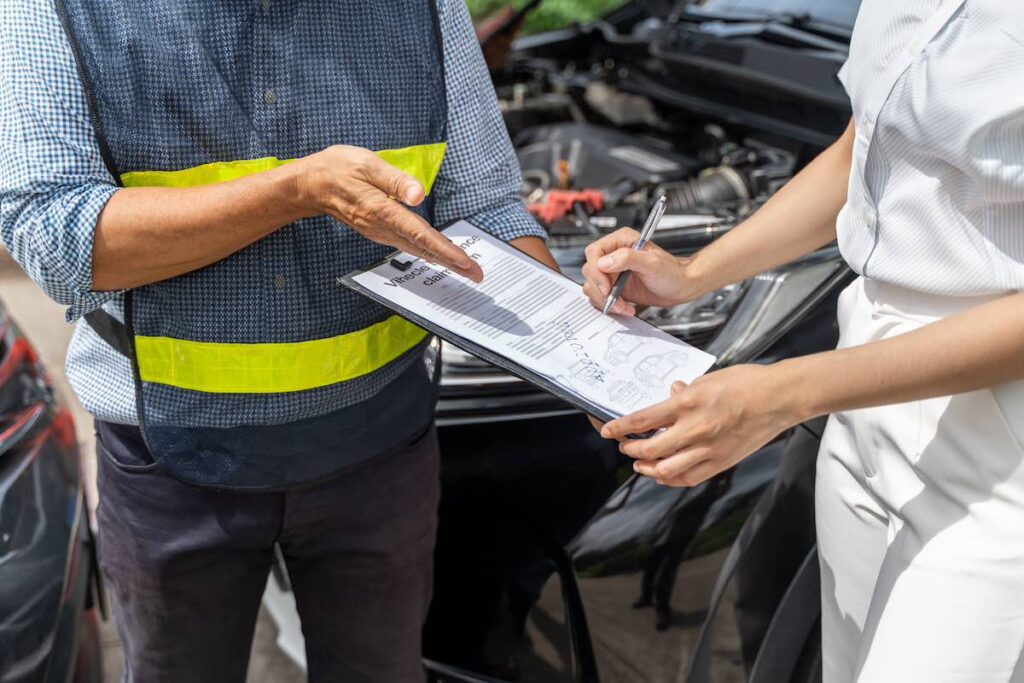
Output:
(601, 298), (614, 315)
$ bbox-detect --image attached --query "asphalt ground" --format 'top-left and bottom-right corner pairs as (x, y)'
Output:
(0, 250), (305, 682)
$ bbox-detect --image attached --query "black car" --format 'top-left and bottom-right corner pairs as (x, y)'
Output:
(260, 0), (856, 680)
(0, 303), (103, 683)
(423, 1), (857, 681)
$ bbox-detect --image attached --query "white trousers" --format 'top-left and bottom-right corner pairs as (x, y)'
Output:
(817, 277), (1024, 682)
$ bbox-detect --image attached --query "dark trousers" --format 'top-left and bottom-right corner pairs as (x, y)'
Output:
(95, 420), (440, 683)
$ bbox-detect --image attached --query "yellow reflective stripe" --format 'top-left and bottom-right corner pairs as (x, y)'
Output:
(121, 157), (293, 188)
(135, 316), (427, 394)
(375, 143), (447, 194)
(121, 142), (447, 194)
(124, 142), (446, 393)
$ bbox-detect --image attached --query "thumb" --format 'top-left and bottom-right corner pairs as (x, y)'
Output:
(597, 247), (658, 275)
(362, 157), (425, 206)
(671, 381), (688, 395)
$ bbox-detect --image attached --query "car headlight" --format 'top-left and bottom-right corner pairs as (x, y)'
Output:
(704, 248), (848, 365)
(638, 282), (747, 348)
(636, 248), (847, 365)
(0, 316), (55, 456)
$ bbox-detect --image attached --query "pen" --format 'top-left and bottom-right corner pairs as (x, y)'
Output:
(602, 194), (667, 315)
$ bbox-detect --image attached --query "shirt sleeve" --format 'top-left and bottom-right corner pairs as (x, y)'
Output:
(0, 0), (120, 322)
(432, 0), (547, 243)
(836, 57), (852, 96)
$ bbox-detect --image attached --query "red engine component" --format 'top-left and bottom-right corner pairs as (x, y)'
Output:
(527, 189), (604, 224)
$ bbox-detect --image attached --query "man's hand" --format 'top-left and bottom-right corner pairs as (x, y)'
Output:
(600, 364), (799, 487)
(581, 228), (703, 315)
(93, 144), (484, 290)
(295, 145), (483, 283)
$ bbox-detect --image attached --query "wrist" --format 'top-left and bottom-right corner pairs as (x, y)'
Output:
(679, 249), (714, 300)
(273, 157), (322, 220)
(771, 356), (824, 427)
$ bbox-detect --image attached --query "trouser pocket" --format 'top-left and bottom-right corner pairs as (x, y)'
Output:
(95, 421), (161, 474)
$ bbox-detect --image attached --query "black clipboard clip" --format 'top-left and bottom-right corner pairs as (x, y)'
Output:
(390, 257), (416, 272)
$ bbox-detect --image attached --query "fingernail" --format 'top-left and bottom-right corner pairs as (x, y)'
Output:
(598, 256), (614, 270)
(633, 461), (640, 473)
(598, 282), (609, 296)
(600, 425), (611, 438)
(403, 187), (419, 203)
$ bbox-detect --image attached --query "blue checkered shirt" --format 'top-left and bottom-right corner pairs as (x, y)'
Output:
(0, 0), (544, 425)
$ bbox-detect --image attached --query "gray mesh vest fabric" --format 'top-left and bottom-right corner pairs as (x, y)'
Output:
(57, 0), (447, 489)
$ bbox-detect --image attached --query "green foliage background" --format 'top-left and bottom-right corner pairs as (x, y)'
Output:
(465, 0), (625, 35)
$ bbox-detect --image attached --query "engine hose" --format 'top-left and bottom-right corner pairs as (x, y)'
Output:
(659, 166), (750, 213)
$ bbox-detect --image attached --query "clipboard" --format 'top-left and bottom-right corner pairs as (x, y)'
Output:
(339, 221), (715, 428)
(340, 252), (624, 424)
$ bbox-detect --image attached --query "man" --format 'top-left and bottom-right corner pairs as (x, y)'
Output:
(0, 0), (554, 680)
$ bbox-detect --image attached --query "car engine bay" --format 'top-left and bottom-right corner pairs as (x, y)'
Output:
(516, 120), (794, 244)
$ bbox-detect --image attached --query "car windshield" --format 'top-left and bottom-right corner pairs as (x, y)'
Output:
(696, 0), (860, 29)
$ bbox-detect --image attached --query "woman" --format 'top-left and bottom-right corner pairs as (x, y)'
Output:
(581, 1), (1024, 680)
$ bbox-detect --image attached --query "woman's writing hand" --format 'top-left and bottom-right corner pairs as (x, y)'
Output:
(581, 227), (702, 315)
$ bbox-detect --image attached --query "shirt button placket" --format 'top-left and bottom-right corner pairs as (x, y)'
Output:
(253, 0), (273, 153)
(257, 1), (280, 129)
(864, 209), (876, 230)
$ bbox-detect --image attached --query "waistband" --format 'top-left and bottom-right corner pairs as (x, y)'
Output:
(862, 278), (1012, 322)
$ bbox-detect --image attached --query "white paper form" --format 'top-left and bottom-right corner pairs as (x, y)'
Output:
(350, 221), (716, 418)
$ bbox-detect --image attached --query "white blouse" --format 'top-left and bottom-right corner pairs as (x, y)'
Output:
(836, 0), (1024, 295)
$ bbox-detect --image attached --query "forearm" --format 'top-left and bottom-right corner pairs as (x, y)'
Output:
(605, 289), (1024, 487)
(689, 119), (855, 295)
(92, 164), (306, 290)
(782, 292), (1024, 423)
(511, 235), (557, 270)
(93, 141), (489, 291)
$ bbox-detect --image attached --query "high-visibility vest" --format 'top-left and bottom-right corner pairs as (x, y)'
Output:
(58, 0), (447, 489)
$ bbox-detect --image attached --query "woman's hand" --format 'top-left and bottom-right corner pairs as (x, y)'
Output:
(600, 364), (803, 487)
(581, 227), (704, 315)
(294, 145), (483, 282)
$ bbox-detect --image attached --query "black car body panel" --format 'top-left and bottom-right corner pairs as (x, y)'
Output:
(423, 1), (858, 681)
(0, 307), (102, 683)
(426, 284), (846, 682)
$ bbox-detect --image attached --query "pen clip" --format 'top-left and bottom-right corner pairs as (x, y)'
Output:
(636, 195), (667, 248)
